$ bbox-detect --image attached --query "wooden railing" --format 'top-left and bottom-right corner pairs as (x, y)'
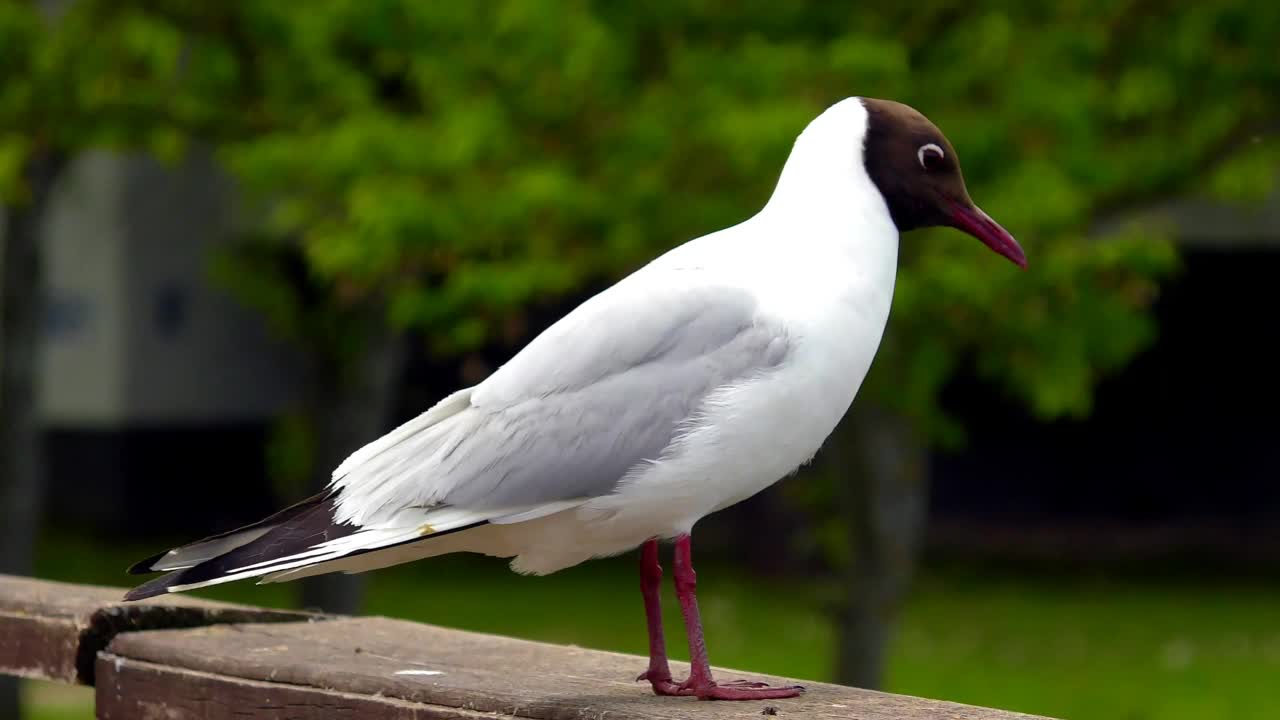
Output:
(1, 574), (1053, 719)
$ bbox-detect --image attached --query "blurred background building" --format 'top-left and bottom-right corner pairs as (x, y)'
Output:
(37, 153), (298, 534)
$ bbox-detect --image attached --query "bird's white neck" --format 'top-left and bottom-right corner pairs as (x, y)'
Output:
(752, 98), (900, 289)
(762, 98), (894, 226)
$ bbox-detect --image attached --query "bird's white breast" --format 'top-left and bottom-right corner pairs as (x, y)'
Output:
(627, 217), (899, 512)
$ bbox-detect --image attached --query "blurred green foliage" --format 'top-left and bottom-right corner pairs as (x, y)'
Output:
(5, 1), (1277, 442)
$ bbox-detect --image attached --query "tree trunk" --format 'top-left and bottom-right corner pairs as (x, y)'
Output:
(832, 403), (929, 690)
(298, 327), (405, 614)
(0, 153), (64, 720)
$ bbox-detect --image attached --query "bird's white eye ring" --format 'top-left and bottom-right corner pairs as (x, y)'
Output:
(918, 143), (944, 169)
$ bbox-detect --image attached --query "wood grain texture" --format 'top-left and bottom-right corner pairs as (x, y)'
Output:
(0, 574), (321, 684)
(107, 616), (1056, 719)
(96, 655), (503, 720)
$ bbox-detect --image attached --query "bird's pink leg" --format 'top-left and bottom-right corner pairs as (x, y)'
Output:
(635, 539), (682, 695)
(668, 534), (804, 700)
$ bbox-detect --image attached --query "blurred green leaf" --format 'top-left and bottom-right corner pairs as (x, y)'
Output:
(3, 0), (1276, 438)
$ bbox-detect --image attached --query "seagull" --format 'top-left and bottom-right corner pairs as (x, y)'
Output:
(125, 97), (1025, 700)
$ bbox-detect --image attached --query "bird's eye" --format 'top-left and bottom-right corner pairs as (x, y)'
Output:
(917, 143), (945, 171)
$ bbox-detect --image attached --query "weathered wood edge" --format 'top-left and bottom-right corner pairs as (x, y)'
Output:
(0, 574), (330, 685)
(0, 612), (82, 683)
(96, 655), (503, 720)
(106, 616), (1058, 720)
(6, 576), (1058, 719)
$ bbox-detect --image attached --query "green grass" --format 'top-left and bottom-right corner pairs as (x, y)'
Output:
(23, 531), (1280, 720)
(890, 572), (1280, 719)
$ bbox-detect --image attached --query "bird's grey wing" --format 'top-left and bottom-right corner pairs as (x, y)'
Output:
(445, 284), (789, 508)
(331, 280), (790, 525)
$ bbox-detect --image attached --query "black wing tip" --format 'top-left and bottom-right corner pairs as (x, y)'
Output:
(125, 490), (338, 577)
(123, 571), (184, 601)
(130, 495), (354, 592)
(123, 490), (340, 579)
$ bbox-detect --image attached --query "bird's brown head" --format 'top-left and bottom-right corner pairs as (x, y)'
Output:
(861, 98), (1026, 269)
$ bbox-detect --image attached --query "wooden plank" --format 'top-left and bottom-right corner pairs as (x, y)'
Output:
(0, 574), (322, 685)
(96, 655), (501, 720)
(107, 616), (1056, 719)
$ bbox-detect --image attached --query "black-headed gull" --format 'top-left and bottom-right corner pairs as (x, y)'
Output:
(127, 97), (1025, 700)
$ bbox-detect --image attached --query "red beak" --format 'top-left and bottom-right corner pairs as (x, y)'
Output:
(947, 200), (1027, 269)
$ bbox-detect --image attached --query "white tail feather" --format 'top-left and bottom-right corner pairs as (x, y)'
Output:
(331, 387), (473, 484)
